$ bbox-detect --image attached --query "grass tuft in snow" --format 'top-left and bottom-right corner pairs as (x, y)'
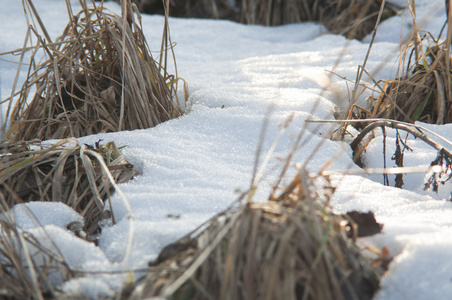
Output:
(373, 39), (452, 124)
(344, 1), (452, 126)
(331, 1), (452, 190)
(0, 139), (139, 238)
(1, 0), (183, 141)
(127, 165), (381, 300)
(0, 138), (139, 299)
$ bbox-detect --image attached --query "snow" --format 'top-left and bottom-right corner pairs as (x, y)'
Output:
(1, 0), (452, 299)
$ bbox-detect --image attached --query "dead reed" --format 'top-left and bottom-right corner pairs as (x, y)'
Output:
(2, 0), (183, 141)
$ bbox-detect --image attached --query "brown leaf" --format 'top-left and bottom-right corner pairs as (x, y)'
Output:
(343, 210), (383, 238)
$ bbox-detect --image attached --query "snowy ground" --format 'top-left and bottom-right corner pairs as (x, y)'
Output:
(1, 0), (452, 299)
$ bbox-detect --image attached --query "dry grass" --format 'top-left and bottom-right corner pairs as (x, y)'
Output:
(2, 0), (183, 141)
(0, 214), (67, 300)
(0, 207), (80, 300)
(0, 138), (138, 299)
(128, 169), (380, 300)
(0, 1), (178, 298)
(0, 1), (395, 299)
(341, 1), (451, 127)
(0, 139), (139, 237)
(133, 0), (399, 40)
(331, 1), (452, 188)
(133, 0), (238, 19)
(369, 40), (452, 124)
(239, 0), (398, 39)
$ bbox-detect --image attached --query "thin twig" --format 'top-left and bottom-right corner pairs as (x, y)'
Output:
(350, 120), (452, 158)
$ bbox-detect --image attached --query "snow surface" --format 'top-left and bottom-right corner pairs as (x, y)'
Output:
(1, 0), (452, 299)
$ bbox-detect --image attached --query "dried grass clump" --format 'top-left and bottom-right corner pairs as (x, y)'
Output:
(239, 0), (398, 39)
(0, 139), (139, 237)
(336, 5), (452, 171)
(3, 0), (182, 141)
(342, 2), (451, 128)
(128, 170), (380, 300)
(368, 40), (452, 124)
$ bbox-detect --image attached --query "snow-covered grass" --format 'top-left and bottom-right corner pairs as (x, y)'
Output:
(1, 0), (452, 299)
